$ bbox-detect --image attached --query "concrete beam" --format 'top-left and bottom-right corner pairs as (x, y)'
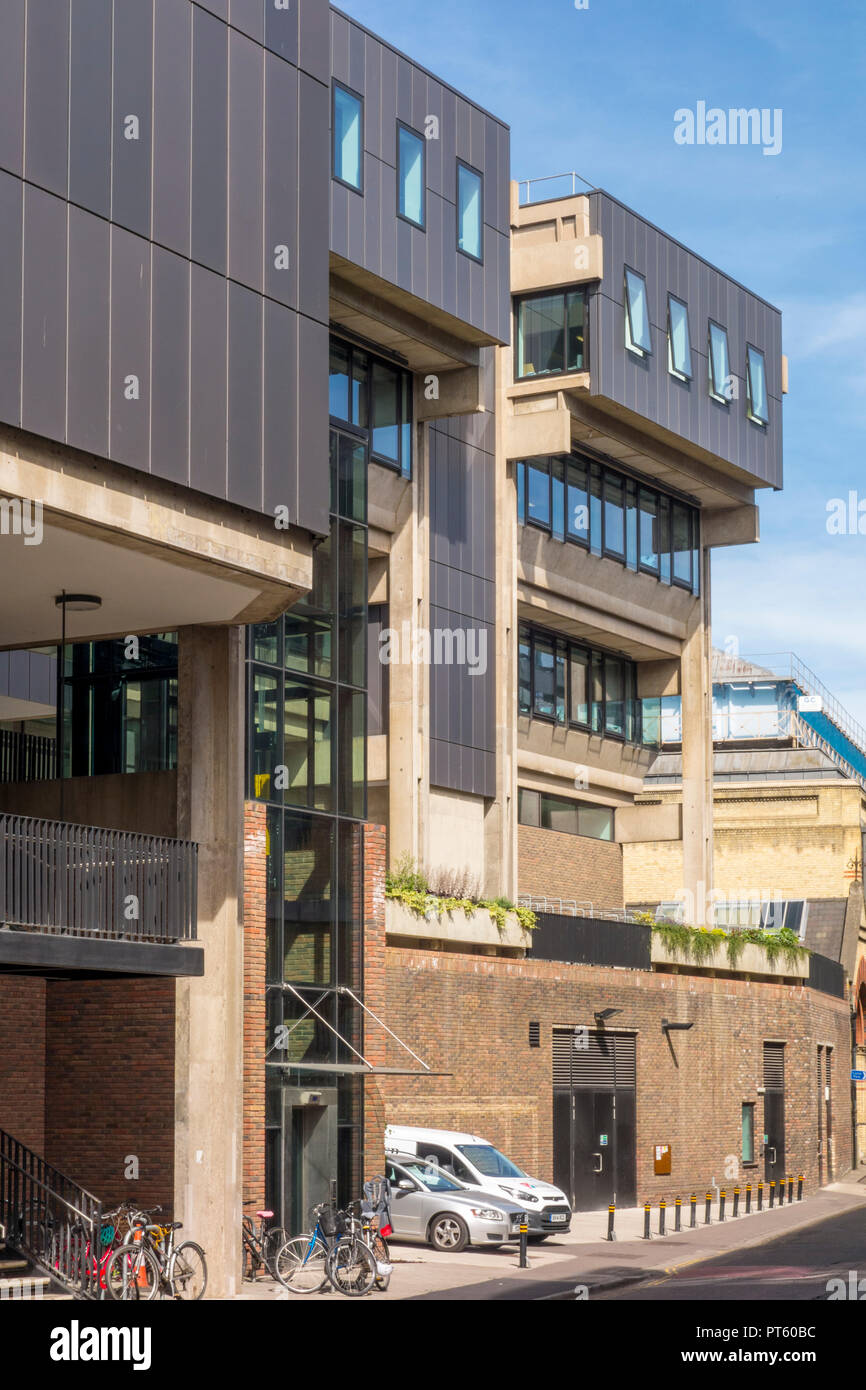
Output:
(505, 404), (572, 460)
(511, 235), (603, 295)
(702, 504), (760, 549)
(415, 367), (485, 421)
(330, 273), (482, 370)
(638, 659), (681, 698)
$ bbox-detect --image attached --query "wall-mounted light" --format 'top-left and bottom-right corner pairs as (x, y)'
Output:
(594, 1007), (622, 1023)
(661, 1018), (695, 1033)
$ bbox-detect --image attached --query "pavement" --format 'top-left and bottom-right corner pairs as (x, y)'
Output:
(234, 1171), (866, 1302)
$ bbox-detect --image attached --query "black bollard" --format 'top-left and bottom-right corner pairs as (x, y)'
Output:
(658, 1199), (666, 1237)
(733, 1187), (740, 1218)
(643, 1202), (652, 1239)
(606, 1204), (616, 1242)
(519, 1218), (529, 1268)
(757, 1181), (764, 1211)
(769, 1181), (775, 1208)
(797, 1174), (804, 1202)
(690, 1194), (697, 1229)
(719, 1189), (726, 1222)
(745, 1184), (752, 1215)
(778, 1177), (785, 1207)
(788, 1176), (794, 1203)
(674, 1197), (682, 1233)
(705, 1192), (712, 1225)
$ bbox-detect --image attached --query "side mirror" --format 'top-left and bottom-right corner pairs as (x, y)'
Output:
(397, 1179), (415, 1192)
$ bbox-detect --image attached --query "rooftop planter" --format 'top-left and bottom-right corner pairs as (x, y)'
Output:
(384, 857), (536, 951)
(649, 921), (809, 980)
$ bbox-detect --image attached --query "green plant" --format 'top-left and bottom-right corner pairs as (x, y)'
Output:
(383, 872), (538, 933)
(386, 853), (428, 896)
(652, 921), (809, 971)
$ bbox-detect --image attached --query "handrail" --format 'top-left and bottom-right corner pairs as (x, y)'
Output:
(742, 652), (866, 758)
(0, 729), (56, 784)
(516, 171), (597, 205)
(0, 813), (198, 942)
(0, 1127), (102, 1298)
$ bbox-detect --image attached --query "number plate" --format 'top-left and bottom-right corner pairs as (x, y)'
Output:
(549, 1212), (568, 1223)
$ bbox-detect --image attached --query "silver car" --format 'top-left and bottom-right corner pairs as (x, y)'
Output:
(384, 1155), (527, 1252)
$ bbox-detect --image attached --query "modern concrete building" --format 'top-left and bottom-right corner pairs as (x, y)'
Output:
(0, 2), (855, 1296)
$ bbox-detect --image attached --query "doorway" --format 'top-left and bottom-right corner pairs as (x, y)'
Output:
(552, 1028), (637, 1210)
(278, 1086), (339, 1234)
(762, 1042), (786, 1183)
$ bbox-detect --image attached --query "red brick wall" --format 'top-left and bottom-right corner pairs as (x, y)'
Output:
(242, 801), (267, 1209)
(0, 978), (46, 1150)
(519, 825), (624, 908)
(43, 979), (175, 1209)
(375, 948), (851, 1202)
(362, 823), (387, 1179)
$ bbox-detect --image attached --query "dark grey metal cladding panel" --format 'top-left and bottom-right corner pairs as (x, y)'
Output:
(189, 262), (228, 500)
(589, 191), (782, 490)
(265, 0), (298, 64)
(0, 173), (23, 426)
(111, 0), (154, 239)
(150, 245), (191, 488)
(191, 4), (229, 275)
(298, 0), (329, 86)
(429, 428), (495, 581)
(21, 187), (67, 442)
(430, 739), (495, 799)
(0, 0), (25, 178)
(68, 0), (113, 219)
(297, 71), (330, 327)
(24, 0), (69, 196)
(109, 225), (151, 472)
(67, 204), (110, 459)
(429, 604), (495, 752)
(152, 0), (192, 257)
(264, 52), (299, 309)
(0, 648), (55, 704)
(196, 0), (227, 18)
(228, 0), (263, 44)
(227, 281), (263, 510)
(430, 564), (495, 626)
(262, 298), (299, 521)
(228, 29), (264, 293)
(296, 312), (330, 536)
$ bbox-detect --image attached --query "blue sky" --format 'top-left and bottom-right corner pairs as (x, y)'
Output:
(339, 0), (866, 723)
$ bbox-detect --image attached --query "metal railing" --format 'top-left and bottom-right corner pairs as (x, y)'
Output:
(0, 1128), (103, 1299)
(0, 729), (56, 784)
(516, 170), (597, 206)
(743, 653), (866, 758)
(519, 896), (642, 923)
(0, 814), (197, 942)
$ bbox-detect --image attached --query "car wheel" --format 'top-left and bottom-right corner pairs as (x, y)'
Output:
(429, 1213), (469, 1253)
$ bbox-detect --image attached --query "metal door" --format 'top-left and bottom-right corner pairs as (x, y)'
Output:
(279, 1086), (338, 1233)
(552, 1029), (636, 1211)
(762, 1043), (786, 1183)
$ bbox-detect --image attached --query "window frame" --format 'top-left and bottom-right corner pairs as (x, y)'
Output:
(518, 620), (649, 747)
(328, 335), (413, 479)
(331, 81), (365, 195)
(517, 785), (615, 842)
(667, 293), (692, 381)
(396, 120), (426, 230)
(708, 319), (731, 404)
(456, 159), (484, 263)
(624, 266), (652, 357)
(745, 343), (769, 426)
(514, 288), (588, 382)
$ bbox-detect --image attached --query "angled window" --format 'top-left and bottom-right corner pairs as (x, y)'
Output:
(516, 290), (586, 379)
(457, 162), (483, 262)
(624, 268), (651, 356)
(397, 123), (425, 228)
(333, 84), (363, 191)
(746, 345), (769, 425)
(667, 295), (692, 379)
(708, 321), (731, 403)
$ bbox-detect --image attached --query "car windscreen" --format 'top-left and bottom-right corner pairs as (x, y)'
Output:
(456, 1144), (526, 1178)
(400, 1160), (463, 1193)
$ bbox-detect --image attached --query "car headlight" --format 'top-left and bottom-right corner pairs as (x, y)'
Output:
(470, 1207), (505, 1221)
(519, 1192), (540, 1203)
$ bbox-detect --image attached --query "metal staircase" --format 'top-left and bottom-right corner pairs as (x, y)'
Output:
(0, 1129), (103, 1300)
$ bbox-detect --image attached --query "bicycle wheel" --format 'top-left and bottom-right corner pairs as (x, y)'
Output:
(326, 1237), (377, 1297)
(170, 1241), (207, 1300)
(262, 1225), (289, 1277)
(369, 1233), (392, 1292)
(273, 1235), (329, 1294)
(105, 1243), (161, 1301)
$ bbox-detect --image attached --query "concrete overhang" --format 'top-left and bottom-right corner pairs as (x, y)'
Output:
(0, 429), (315, 649)
(330, 257), (500, 373)
(0, 929), (204, 978)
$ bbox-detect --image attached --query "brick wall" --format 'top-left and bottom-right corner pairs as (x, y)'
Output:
(243, 801), (267, 1210)
(43, 979), (175, 1209)
(374, 947), (851, 1202)
(0, 978), (46, 1150)
(519, 825), (624, 907)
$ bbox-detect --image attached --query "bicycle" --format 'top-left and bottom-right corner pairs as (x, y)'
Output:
(344, 1200), (392, 1292)
(274, 1202), (377, 1297)
(105, 1219), (207, 1301)
(242, 1203), (288, 1282)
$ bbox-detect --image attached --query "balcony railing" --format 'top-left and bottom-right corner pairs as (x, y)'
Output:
(0, 814), (197, 943)
(0, 729), (57, 783)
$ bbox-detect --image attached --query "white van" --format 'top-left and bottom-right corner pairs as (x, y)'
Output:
(385, 1126), (571, 1237)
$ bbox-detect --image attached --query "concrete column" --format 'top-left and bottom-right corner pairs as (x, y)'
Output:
(680, 555), (714, 925)
(486, 344), (518, 900)
(388, 421), (429, 871)
(174, 625), (245, 1298)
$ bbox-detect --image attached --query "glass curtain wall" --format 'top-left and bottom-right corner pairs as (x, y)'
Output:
(248, 358), (371, 1231)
